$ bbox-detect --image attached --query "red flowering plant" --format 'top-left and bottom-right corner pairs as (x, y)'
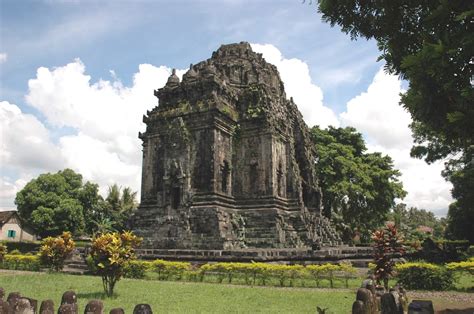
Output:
(372, 222), (405, 290)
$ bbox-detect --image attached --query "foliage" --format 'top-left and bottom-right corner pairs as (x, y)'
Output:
(0, 254), (41, 271)
(306, 263), (342, 288)
(311, 126), (406, 242)
(408, 238), (471, 263)
(314, 0), (474, 245)
(444, 150), (474, 243)
(152, 259), (191, 281)
(372, 223), (405, 289)
(446, 260), (474, 275)
(123, 260), (152, 279)
(3, 241), (41, 254)
(89, 231), (142, 296)
(92, 184), (139, 233)
(389, 203), (446, 242)
(39, 231), (75, 271)
(395, 262), (455, 290)
(14, 169), (139, 237)
(15, 169), (98, 237)
(0, 242), (7, 262)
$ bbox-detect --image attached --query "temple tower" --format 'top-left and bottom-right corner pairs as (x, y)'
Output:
(133, 42), (341, 249)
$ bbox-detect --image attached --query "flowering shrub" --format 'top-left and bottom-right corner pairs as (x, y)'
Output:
(89, 231), (142, 296)
(39, 231), (75, 271)
(395, 262), (455, 290)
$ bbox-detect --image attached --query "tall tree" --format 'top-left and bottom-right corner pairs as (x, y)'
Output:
(314, 0), (474, 242)
(15, 169), (98, 237)
(102, 184), (138, 231)
(389, 203), (447, 240)
(311, 126), (406, 242)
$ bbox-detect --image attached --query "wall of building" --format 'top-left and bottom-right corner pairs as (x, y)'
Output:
(0, 219), (36, 242)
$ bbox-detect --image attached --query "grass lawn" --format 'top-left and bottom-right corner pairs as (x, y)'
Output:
(0, 271), (354, 313)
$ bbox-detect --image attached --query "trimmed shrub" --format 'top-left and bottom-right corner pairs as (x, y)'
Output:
(395, 262), (455, 290)
(123, 260), (152, 279)
(446, 260), (474, 275)
(307, 263), (341, 288)
(39, 231), (75, 271)
(152, 260), (191, 281)
(0, 254), (41, 271)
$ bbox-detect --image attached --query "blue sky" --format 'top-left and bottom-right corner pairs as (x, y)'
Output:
(0, 0), (452, 215)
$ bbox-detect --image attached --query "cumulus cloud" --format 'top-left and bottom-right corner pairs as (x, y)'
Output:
(0, 53), (7, 63)
(0, 61), (175, 208)
(251, 43), (339, 128)
(0, 101), (63, 171)
(339, 68), (452, 215)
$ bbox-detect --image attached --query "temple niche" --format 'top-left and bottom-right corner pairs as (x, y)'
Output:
(133, 42), (341, 250)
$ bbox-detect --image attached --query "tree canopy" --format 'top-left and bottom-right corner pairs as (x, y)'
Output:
(311, 126), (406, 242)
(15, 169), (91, 237)
(15, 169), (138, 237)
(315, 0), (473, 243)
(389, 203), (447, 241)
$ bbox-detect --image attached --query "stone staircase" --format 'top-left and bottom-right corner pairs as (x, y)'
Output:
(62, 247), (89, 275)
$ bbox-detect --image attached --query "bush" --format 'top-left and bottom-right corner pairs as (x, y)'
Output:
(123, 260), (152, 279)
(0, 243), (7, 262)
(89, 231), (142, 296)
(395, 262), (455, 290)
(446, 260), (474, 275)
(372, 223), (405, 289)
(0, 254), (41, 271)
(152, 260), (192, 281)
(39, 231), (75, 271)
(306, 264), (341, 288)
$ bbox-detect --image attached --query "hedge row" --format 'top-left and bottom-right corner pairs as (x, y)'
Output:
(0, 254), (41, 271)
(123, 260), (358, 288)
(394, 262), (455, 290)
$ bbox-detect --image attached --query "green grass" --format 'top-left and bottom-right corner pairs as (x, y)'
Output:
(0, 272), (354, 313)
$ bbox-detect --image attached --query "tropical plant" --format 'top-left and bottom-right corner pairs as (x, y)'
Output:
(89, 231), (142, 296)
(38, 231), (75, 271)
(372, 223), (405, 289)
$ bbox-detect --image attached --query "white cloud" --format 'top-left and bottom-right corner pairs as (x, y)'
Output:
(251, 43), (339, 128)
(0, 177), (28, 210)
(23, 60), (175, 198)
(340, 69), (452, 215)
(0, 101), (64, 171)
(0, 53), (7, 64)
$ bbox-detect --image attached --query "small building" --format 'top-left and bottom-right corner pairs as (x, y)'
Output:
(0, 211), (36, 242)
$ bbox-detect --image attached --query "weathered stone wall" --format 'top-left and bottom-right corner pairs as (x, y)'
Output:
(133, 42), (341, 249)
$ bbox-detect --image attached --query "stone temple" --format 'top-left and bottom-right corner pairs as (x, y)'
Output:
(133, 42), (341, 250)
